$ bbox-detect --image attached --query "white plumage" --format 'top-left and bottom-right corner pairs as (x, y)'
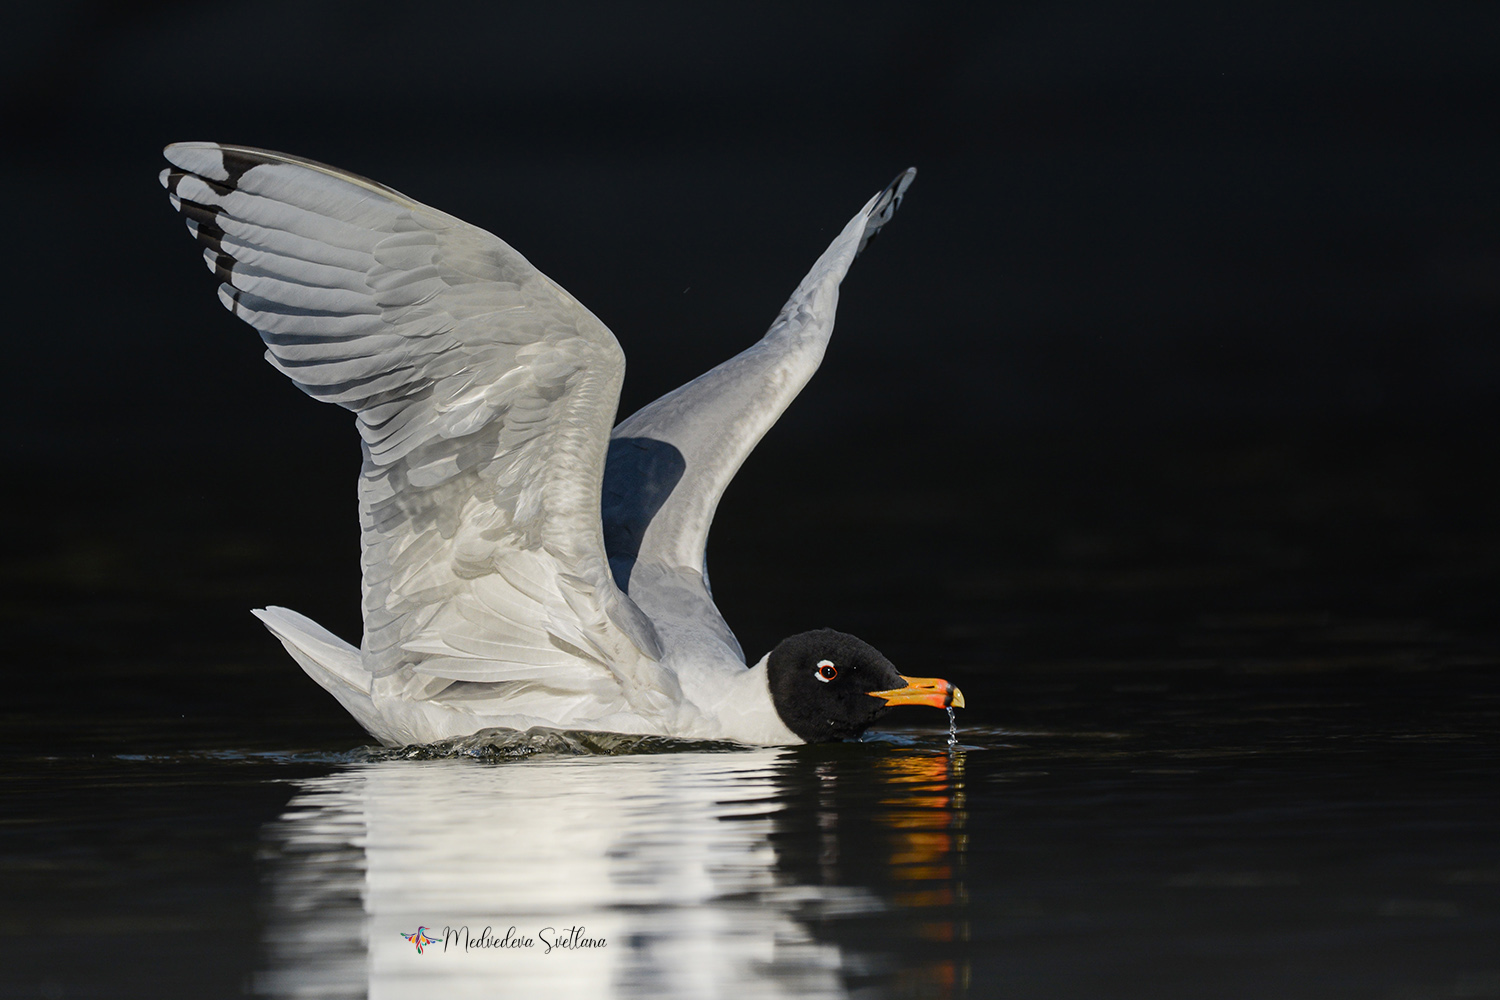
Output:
(162, 143), (917, 746)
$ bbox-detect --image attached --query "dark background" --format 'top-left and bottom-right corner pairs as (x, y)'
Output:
(3, 6), (1500, 998)
(2, 0), (1497, 735)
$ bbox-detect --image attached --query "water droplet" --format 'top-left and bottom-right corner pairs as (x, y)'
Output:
(946, 706), (958, 748)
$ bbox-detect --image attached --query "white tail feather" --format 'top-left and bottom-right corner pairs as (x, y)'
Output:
(252, 607), (383, 734)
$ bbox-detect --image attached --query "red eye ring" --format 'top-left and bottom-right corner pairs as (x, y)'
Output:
(815, 660), (838, 682)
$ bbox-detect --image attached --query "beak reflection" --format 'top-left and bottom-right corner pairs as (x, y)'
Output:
(868, 675), (966, 710)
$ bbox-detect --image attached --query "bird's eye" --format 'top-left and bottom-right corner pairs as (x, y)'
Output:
(815, 660), (838, 682)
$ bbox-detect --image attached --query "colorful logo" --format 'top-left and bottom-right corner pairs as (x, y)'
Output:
(400, 926), (440, 954)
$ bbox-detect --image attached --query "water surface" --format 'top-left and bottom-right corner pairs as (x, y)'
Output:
(7, 679), (1497, 1000)
(4, 433), (1498, 998)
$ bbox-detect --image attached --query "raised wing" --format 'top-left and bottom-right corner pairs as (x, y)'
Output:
(162, 143), (677, 721)
(602, 169), (914, 651)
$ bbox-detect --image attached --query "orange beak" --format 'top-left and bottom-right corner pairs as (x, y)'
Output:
(867, 675), (966, 710)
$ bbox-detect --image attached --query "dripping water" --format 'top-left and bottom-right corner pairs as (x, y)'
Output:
(946, 705), (958, 748)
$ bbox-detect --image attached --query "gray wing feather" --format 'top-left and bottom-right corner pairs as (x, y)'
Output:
(603, 169), (915, 649)
(163, 143), (674, 719)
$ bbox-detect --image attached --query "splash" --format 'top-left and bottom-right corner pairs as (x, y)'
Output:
(366, 726), (749, 761)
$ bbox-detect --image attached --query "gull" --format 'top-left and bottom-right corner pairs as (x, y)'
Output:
(160, 143), (963, 746)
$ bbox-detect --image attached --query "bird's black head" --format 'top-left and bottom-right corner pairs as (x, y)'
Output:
(766, 629), (963, 743)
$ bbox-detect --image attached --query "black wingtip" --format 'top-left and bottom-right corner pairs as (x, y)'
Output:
(857, 167), (917, 256)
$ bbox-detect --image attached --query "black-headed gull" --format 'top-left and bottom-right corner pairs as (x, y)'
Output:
(160, 143), (963, 746)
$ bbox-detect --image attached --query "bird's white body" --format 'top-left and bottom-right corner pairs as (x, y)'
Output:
(258, 605), (799, 745)
(162, 144), (912, 746)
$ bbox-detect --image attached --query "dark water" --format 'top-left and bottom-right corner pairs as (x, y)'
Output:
(3, 431), (1499, 999)
(6, 694), (1498, 1000)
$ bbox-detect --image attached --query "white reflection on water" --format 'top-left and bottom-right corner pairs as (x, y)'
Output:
(256, 748), (884, 999)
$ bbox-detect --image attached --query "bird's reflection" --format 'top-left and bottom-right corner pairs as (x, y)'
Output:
(256, 743), (968, 999)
